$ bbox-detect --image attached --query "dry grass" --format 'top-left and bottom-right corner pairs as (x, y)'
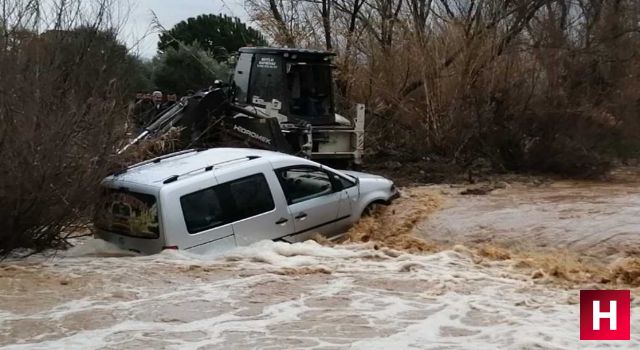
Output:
(117, 127), (184, 167)
(250, 0), (640, 174)
(0, 5), (141, 255)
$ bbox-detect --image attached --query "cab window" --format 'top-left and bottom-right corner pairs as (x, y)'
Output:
(275, 166), (333, 204)
(233, 53), (253, 103)
(249, 54), (283, 107)
(287, 64), (332, 117)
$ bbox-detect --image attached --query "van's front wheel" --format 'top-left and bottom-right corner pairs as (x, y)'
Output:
(361, 201), (386, 218)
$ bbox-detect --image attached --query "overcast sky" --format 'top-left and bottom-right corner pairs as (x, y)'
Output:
(123, 0), (249, 59)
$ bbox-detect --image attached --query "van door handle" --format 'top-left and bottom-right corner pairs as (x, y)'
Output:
(275, 218), (288, 225)
(295, 212), (307, 220)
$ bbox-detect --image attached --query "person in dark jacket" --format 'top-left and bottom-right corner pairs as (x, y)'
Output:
(132, 92), (158, 129)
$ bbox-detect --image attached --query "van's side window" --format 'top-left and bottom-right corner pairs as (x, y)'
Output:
(275, 166), (333, 204)
(336, 175), (356, 189)
(180, 173), (275, 234)
(181, 187), (228, 234)
(229, 174), (275, 219)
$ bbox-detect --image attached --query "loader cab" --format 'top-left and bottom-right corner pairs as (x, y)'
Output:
(233, 47), (336, 125)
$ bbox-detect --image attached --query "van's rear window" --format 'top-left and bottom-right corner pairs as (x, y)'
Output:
(94, 189), (159, 239)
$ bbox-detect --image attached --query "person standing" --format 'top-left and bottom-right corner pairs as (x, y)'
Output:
(163, 93), (178, 109)
(152, 91), (164, 114)
(132, 92), (158, 129)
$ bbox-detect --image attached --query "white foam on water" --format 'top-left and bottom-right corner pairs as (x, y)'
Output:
(222, 240), (371, 268)
(2, 239), (638, 349)
(63, 238), (138, 258)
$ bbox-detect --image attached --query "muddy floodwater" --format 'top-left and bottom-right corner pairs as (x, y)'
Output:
(2, 172), (640, 349)
(421, 170), (640, 261)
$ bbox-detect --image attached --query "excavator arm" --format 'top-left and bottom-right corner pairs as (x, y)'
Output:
(120, 88), (292, 155)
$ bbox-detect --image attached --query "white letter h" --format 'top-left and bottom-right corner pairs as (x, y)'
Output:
(593, 300), (617, 330)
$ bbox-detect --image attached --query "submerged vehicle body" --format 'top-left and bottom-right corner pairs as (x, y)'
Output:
(121, 47), (365, 168)
(95, 148), (398, 255)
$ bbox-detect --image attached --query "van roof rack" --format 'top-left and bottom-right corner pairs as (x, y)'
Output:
(160, 155), (260, 185)
(111, 148), (206, 176)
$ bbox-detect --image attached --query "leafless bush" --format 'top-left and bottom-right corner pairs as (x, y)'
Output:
(249, 0), (640, 176)
(0, 0), (139, 255)
(118, 127), (184, 165)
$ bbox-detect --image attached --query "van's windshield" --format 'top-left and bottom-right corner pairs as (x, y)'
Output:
(94, 189), (159, 239)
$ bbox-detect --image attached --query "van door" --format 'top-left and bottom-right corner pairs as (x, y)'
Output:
(94, 187), (165, 254)
(175, 185), (237, 253)
(216, 167), (294, 246)
(328, 170), (359, 233)
(274, 166), (344, 239)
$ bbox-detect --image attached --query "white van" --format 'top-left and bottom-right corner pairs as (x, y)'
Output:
(94, 148), (398, 255)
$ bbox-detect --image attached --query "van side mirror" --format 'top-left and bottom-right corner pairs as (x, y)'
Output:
(330, 174), (344, 192)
